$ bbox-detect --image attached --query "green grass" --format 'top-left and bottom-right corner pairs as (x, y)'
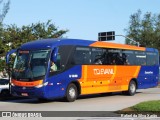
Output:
(116, 100), (160, 116)
(131, 100), (160, 111)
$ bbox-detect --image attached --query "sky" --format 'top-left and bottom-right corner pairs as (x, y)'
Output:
(2, 0), (160, 43)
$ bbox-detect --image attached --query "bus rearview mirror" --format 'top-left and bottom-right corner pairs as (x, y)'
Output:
(51, 47), (58, 62)
(6, 49), (17, 64)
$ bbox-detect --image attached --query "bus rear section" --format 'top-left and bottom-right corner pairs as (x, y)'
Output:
(73, 46), (159, 96)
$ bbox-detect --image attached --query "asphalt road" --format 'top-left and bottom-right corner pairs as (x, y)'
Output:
(0, 87), (160, 112)
(0, 88), (160, 120)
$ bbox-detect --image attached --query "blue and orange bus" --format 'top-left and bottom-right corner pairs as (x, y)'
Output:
(6, 38), (159, 102)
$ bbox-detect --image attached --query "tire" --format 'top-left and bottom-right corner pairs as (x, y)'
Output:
(127, 80), (136, 96)
(65, 83), (78, 102)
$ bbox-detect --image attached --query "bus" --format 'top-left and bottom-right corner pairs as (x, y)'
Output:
(6, 38), (159, 102)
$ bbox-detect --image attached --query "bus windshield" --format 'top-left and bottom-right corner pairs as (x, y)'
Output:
(12, 50), (51, 80)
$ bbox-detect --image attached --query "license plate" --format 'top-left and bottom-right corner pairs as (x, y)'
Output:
(21, 93), (28, 96)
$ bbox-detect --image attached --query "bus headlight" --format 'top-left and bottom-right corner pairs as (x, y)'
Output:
(11, 83), (15, 86)
(35, 82), (48, 88)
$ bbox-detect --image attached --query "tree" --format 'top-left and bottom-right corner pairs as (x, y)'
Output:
(125, 10), (160, 51)
(0, 20), (68, 55)
(0, 0), (10, 55)
(0, 0), (10, 73)
(0, 0), (10, 23)
(0, 20), (68, 73)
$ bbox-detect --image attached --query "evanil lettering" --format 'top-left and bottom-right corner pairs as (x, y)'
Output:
(93, 69), (114, 75)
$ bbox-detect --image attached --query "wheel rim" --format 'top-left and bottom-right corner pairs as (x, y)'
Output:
(69, 87), (76, 99)
(130, 83), (136, 93)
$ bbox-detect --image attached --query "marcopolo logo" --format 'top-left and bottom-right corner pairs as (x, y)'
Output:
(93, 68), (114, 75)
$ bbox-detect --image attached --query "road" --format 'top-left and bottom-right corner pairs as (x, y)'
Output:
(0, 88), (160, 119)
(0, 88), (160, 111)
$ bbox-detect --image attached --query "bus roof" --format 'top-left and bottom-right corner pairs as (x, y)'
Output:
(19, 38), (158, 52)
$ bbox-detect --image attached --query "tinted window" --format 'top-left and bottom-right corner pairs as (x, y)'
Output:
(49, 45), (75, 76)
(108, 49), (123, 65)
(0, 79), (9, 85)
(146, 52), (159, 65)
(54, 45), (74, 70)
(74, 47), (91, 64)
(91, 48), (107, 64)
(122, 50), (135, 65)
(73, 46), (158, 66)
(135, 51), (146, 65)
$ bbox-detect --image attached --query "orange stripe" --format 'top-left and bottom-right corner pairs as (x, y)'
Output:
(12, 79), (43, 87)
(79, 65), (141, 94)
(134, 66), (141, 77)
(83, 65), (88, 82)
(90, 41), (145, 51)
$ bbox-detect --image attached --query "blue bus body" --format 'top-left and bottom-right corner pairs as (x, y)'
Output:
(6, 38), (159, 101)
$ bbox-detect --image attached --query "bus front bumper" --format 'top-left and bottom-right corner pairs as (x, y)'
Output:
(11, 86), (44, 98)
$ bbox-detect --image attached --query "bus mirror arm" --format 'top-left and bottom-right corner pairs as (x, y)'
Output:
(6, 49), (17, 64)
(51, 48), (58, 63)
(6, 49), (17, 94)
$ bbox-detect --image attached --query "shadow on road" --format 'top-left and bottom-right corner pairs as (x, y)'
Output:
(0, 91), (143, 104)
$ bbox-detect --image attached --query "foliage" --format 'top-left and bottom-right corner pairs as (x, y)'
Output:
(0, 20), (68, 71)
(0, 0), (10, 23)
(0, 59), (5, 71)
(0, 20), (68, 56)
(125, 10), (160, 51)
(0, 0), (8, 54)
(0, 0), (10, 72)
(0, 1), (69, 74)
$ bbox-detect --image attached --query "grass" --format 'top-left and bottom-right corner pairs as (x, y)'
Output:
(131, 100), (160, 111)
(116, 100), (160, 115)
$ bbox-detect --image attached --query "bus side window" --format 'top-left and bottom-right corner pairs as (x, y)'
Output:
(108, 49), (123, 65)
(91, 48), (107, 65)
(74, 47), (91, 65)
(50, 61), (58, 72)
(135, 51), (146, 65)
(122, 50), (135, 65)
(146, 52), (158, 66)
(50, 53), (61, 73)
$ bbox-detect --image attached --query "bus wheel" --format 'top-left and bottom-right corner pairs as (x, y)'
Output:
(127, 80), (136, 96)
(65, 83), (78, 102)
